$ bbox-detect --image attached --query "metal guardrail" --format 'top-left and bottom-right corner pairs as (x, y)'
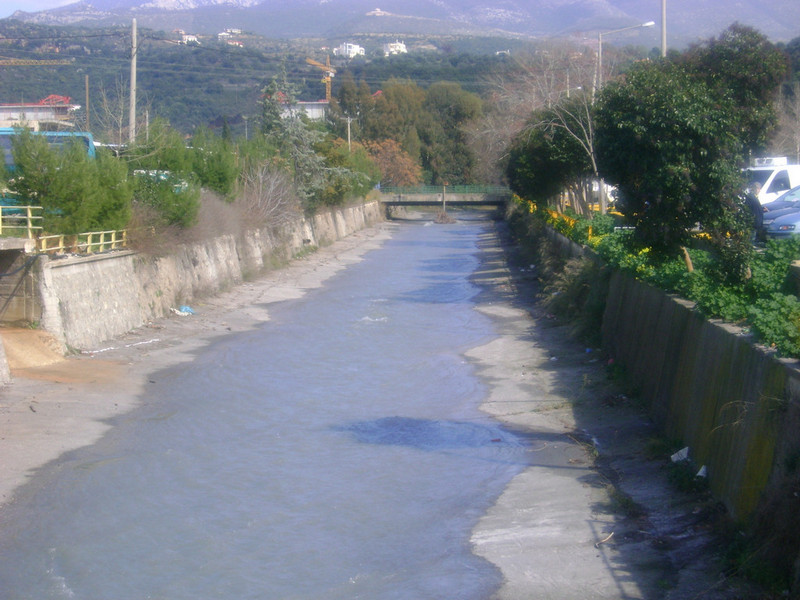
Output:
(1, 205), (128, 255)
(0, 205), (44, 238)
(380, 185), (512, 195)
(37, 230), (128, 255)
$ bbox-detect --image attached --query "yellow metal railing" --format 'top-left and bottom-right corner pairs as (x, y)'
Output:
(37, 230), (128, 255)
(1, 204), (128, 255)
(0, 205), (44, 238)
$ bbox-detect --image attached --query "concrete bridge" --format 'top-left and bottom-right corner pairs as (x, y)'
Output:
(379, 186), (511, 209)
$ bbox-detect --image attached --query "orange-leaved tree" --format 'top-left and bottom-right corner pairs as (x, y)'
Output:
(366, 139), (422, 187)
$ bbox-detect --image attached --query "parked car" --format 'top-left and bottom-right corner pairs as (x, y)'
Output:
(743, 157), (800, 205)
(761, 184), (800, 213)
(762, 203), (800, 228)
(764, 209), (800, 238)
(760, 186), (800, 230)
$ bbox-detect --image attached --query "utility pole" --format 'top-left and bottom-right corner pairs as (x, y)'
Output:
(661, 0), (667, 57)
(85, 74), (90, 130)
(129, 18), (137, 143)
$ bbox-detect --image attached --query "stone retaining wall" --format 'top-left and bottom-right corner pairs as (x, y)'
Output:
(33, 200), (382, 353)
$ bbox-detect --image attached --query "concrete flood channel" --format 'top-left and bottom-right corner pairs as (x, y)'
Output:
(0, 211), (738, 599)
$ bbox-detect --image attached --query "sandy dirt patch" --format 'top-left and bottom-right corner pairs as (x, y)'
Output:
(1, 327), (124, 384)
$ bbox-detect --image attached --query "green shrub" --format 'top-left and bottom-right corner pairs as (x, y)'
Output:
(189, 127), (239, 197)
(9, 133), (132, 233)
(572, 212), (617, 243)
(133, 172), (200, 229)
(748, 294), (800, 356)
(518, 200), (800, 358)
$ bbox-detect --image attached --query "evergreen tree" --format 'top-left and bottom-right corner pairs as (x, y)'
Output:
(190, 127), (239, 197)
(260, 64), (297, 137)
(419, 81), (482, 184)
(678, 24), (789, 156)
(9, 131), (132, 233)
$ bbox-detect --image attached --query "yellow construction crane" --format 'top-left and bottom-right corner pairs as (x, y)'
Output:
(305, 56), (336, 103)
(0, 56), (74, 66)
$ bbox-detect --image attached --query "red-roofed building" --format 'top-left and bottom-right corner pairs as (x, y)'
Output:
(0, 95), (81, 130)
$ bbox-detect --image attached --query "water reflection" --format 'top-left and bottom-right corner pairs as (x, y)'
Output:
(336, 416), (523, 451)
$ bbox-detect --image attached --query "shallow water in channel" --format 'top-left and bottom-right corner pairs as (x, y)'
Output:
(0, 215), (533, 599)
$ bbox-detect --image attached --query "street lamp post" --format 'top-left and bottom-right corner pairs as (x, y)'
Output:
(591, 20), (654, 212)
(596, 20), (656, 95)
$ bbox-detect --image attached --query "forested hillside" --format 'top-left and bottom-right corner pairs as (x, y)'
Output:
(0, 20), (514, 137)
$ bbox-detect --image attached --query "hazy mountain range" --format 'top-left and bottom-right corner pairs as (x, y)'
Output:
(5, 0), (800, 46)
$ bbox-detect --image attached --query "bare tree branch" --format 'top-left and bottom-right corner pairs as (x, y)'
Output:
(238, 162), (301, 229)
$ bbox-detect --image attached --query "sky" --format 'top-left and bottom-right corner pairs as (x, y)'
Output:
(0, 0), (76, 19)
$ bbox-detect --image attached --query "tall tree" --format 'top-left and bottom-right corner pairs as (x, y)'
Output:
(594, 61), (745, 270)
(366, 139), (422, 186)
(775, 82), (800, 163)
(470, 41), (596, 185)
(678, 24), (789, 156)
(419, 81), (482, 184)
(507, 101), (595, 213)
(331, 73), (375, 143)
(363, 79), (425, 161)
(260, 64), (297, 137)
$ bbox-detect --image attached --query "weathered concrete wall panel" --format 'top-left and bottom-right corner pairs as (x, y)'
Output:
(601, 268), (797, 519)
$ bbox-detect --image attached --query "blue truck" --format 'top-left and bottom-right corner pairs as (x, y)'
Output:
(1, 129), (97, 211)
(0, 128), (96, 171)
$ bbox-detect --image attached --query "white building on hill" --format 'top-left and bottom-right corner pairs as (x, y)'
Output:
(383, 40), (407, 56)
(333, 42), (365, 59)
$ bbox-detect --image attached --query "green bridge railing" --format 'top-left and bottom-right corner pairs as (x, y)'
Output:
(379, 185), (511, 195)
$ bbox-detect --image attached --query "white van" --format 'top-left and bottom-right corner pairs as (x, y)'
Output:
(743, 157), (800, 205)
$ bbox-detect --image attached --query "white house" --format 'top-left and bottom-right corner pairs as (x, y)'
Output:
(333, 42), (365, 59)
(383, 40), (407, 56)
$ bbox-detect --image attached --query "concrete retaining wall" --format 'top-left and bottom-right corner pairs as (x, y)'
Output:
(602, 270), (798, 520)
(514, 215), (800, 524)
(34, 200), (382, 352)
